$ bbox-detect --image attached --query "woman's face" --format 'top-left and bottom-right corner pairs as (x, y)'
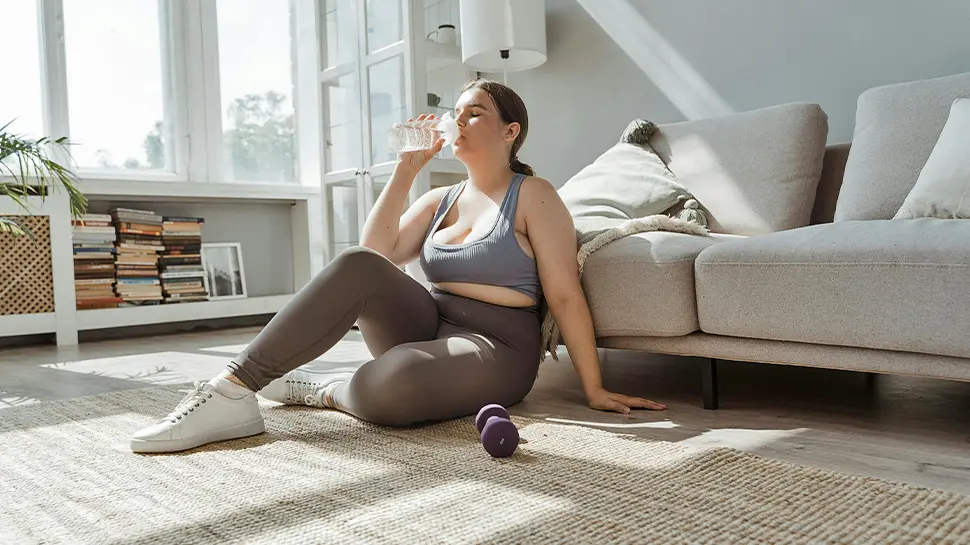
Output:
(451, 88), (518, 163)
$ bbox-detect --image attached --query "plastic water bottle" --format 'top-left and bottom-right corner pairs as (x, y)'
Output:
(388, 112), (459, 153)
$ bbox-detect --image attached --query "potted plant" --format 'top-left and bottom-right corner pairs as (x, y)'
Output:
(0, 120), (87, 237)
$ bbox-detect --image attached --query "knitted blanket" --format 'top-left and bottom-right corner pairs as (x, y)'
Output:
(537, 214), (710, 362)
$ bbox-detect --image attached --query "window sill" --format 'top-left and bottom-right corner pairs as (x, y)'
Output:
(76, 179), (320, 202)
(77, 170), (183, 183)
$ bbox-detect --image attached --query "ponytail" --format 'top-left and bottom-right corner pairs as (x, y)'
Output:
(510, 156), (535, 176)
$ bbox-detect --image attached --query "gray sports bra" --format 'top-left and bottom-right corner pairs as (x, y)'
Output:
(419, 173), (542, 302)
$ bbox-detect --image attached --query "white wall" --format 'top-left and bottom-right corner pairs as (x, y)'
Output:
(495, 0), (970, 187)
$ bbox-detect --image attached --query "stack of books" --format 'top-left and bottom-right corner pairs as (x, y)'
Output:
(159, 216), (208, 303)
(111, 207), (164, 305)
(72, 213), (122, 309)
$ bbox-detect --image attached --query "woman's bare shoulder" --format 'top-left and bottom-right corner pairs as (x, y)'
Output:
(518, 175), (573, 236)
(519, 175), (564, 209)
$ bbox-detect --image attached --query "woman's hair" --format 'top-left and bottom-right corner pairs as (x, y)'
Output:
(458, 78), (535, 176)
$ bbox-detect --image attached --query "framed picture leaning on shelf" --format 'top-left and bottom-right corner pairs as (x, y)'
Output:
(201, 242), (248, 300)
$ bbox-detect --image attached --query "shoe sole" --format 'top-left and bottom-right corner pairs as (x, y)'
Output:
(130, 418), (266, 454)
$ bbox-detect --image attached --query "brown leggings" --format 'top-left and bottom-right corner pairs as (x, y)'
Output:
(228, 246), (541, 427)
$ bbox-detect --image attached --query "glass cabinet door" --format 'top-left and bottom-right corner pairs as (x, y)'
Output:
(320, 0), (364, 263)
(360, 0), (410, 169)
(326, 181), (362, 255)
(366, 55), (406, 167)
(319, 0), (413, 263)
(366, 0), (404, 53)
(323, 73), (362, 174)
(359, 0), (411, 217)
(321, 0), (362, 178)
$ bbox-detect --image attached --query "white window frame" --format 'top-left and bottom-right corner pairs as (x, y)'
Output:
(23, 0), (321, 190)
(37, 0), (185, 183)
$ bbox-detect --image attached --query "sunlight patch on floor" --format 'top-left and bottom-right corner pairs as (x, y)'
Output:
(518, 421), (698, 471)
(544, 417), (680, 429)
(197, 343), (249, 355)
(39, 352), (231, 385)
(0, 396), (40, 410)
(327, 480), (572, 543)
(199, 339), (373, 365)
(678, 427), (809, 451)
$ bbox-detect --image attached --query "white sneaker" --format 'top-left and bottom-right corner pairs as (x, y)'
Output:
(130, 381), (265, 453)
(258, 369), (354, 408)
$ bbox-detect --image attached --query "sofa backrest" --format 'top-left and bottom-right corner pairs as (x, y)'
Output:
(810, 143), (851, 225)
(649, 102), (828, 236)
(835, 71), (970, 221)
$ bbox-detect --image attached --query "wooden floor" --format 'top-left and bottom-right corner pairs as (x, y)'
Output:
(3, 326), (969, 495)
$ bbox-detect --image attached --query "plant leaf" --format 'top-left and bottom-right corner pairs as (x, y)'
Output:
(0, 216), (31, 238)
(1, 124), (87, 222)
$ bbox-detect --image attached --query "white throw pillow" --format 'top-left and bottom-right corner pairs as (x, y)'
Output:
(895, 98), (970, 219)
(557, 119), (694, 220)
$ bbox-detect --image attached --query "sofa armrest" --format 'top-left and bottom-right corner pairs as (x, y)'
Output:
(810, 142), (851, 225)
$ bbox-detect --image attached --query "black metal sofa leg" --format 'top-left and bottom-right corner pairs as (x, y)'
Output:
(702, 358), (719, 410)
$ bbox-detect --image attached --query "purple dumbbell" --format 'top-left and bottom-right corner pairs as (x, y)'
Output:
(476, 404), (509, 433)
(476, 404), (519, 458)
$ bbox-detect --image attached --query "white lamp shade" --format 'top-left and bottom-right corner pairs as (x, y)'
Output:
(459, 0), (547, 73)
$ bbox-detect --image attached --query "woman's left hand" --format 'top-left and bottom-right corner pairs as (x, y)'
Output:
(586, 387), (667, 414)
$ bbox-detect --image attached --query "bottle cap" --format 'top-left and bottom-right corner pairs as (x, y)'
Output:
(437, 112), (459, 147)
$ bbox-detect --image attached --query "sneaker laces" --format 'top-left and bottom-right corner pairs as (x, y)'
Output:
(284, 379), (326, 407)
(165, 381), (214, 423)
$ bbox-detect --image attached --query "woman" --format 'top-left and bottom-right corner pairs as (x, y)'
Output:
(131, 79), (666, 454)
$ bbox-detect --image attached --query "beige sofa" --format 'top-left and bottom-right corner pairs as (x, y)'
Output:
(581, 71), (970, 409)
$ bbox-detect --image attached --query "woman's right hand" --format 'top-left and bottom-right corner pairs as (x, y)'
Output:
(397, 113), (446, 173)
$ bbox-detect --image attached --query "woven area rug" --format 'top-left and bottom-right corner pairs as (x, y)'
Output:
(2, 385), (969, 544)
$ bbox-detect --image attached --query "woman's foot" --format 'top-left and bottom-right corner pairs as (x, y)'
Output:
(130, 377), (264, 454)
(259, 369), (354, 408)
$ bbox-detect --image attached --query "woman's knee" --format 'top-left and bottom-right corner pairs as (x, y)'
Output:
(313, 245), (395, 287)
(343, 350), (427, 427)
(330, 246), (388, 270)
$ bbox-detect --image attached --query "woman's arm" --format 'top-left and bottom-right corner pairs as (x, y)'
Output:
(360, 161), (418, 255)
(522, 177), (667, 414)
(360, 163), (449, 265)
(360, 114), (448, 266)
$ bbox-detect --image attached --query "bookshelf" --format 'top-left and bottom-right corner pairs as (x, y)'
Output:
(1, 185), (323, 346)
(0, 313), (57, 337)
(76, 294), (293, 331)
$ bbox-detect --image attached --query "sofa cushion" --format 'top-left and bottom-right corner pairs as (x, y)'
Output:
(835, 71), (970, 221)
(582, 231), (740, 337)
(648, 102), (828, 236)
(695, 219), (970, 359)
(810, 143), (851, 225)
(895, 98), (970, 219)
(559, 119), (694, 221)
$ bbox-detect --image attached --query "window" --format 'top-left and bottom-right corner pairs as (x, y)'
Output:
(63, 0), (175, 172)
(0, 0), (44, 140)
(216, 0), (297, 184)
(2, 0), (312, 185)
